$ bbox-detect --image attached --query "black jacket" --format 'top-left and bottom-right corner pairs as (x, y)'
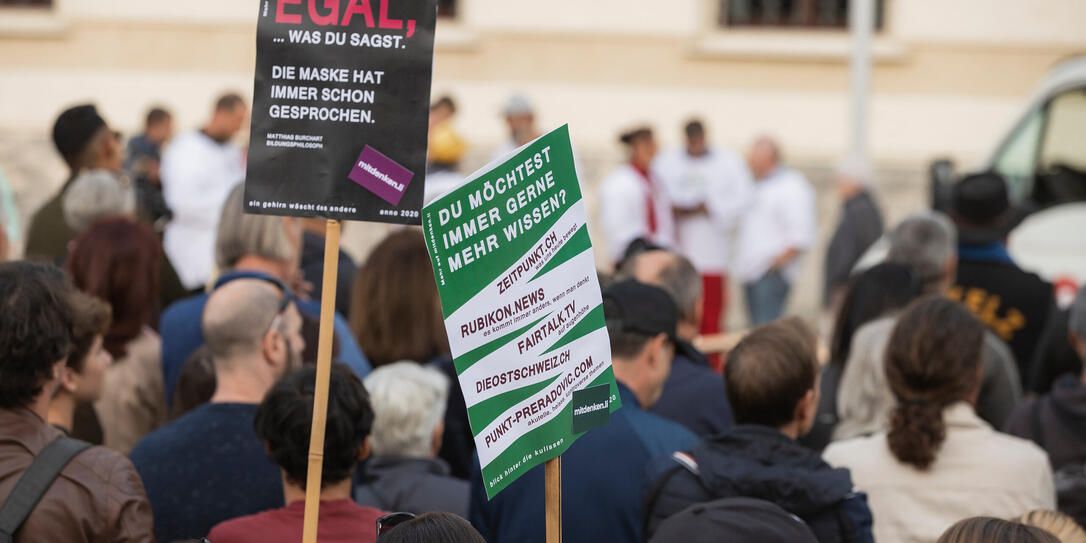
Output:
(1005, 373), (1086, 470)
(823, 190), (882, 307)
(952, 249), (1055, 381)
(355, 456), (469, 518)
(644, 425), (873, 543)
(1005, 373), (1086, 527)
(649, 342), (734, 437)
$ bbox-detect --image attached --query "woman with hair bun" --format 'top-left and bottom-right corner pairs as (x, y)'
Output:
(825, 297), (1055, 542)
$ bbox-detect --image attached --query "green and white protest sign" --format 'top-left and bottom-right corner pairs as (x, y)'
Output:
(422, 125), (619, 499)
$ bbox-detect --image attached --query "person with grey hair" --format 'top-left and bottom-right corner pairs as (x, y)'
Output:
(61, 168), (136, 233)
(620, 249), (734, 436)
(823, 155), (883, 309)
(734, 136), (817, 325)
(355, 361), (469, 517)
(131, 278), (305, 542)
(1006, 288), (1086, 527)
(833, 211), (1022, 440)
(158, 184), (371, 409)
(886, 211), (958, 292)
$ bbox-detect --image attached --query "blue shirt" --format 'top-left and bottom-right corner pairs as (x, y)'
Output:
(130, 402), (283, 542)
(159, 269), (371, 406)
(470, 381), (697, 543)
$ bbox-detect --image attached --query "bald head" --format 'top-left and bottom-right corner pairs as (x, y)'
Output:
(202, 279), (283, 363)
(620, 250), (702, 338)
(748, 136), (781, 180)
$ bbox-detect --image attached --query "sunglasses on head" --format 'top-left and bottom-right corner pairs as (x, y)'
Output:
(376, 511), (417, 536)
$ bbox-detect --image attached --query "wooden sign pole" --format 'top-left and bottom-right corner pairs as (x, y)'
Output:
(545, 456), (562, 543)
(301, 219), (342, 543)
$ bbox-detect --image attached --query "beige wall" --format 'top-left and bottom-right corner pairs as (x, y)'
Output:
(2, 0), (1082, 161)
(0, 0), (1082, 324)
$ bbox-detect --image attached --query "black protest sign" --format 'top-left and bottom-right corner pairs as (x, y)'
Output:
(245, 0), (436, 224)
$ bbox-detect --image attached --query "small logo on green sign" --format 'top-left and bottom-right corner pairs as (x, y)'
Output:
(571, 383), (612, 434)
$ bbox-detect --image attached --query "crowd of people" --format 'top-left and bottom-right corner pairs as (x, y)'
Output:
(0, 92), (1081, 543)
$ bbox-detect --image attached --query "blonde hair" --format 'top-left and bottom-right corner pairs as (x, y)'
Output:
(1018, 511), (1086, 543)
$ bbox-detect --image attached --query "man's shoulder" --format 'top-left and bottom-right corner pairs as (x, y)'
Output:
(207, 507), (289, 543)
(823, 433), (886, 468)
(130, 406), (213, 458)
(68, 442), (143, 485)
(161, 293), (208, 324)
(600, 166), (636, 192)
(854, 315), (897, 342)
(620, 406), (698, 457)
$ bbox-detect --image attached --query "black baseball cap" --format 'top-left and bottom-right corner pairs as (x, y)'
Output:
(951, 171), (1026, 244)
(650, 497), (818, 543)
(603, 279), (678, 340)
(52, 104), (107, 164)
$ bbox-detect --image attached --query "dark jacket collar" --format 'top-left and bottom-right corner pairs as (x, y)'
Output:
(616, 380), (641, 410)
(362, 455), (453, 478)
(691, 425), (855, 516)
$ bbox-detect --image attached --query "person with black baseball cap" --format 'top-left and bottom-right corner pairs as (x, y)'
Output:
(948, 171), (1055, 384)
(470, 280), (696, 543)
(25, 104), (122, 262)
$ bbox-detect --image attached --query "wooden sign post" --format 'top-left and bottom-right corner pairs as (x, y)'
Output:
(545, 457), (562, 543)
(301, 219), (341, 543)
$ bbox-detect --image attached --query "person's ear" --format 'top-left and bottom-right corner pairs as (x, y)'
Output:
(431, 420), (445, 458)
(795, 389), (817, 428)
(358, 436), (372, 462)
(262, 328), (286, 367)
(57, 365), (79, 394)
(645, 334), (667, 370)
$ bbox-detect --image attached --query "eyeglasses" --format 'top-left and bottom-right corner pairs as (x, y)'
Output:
(376, 512), (417, 536)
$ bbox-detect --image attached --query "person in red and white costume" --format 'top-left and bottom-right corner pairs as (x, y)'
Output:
(652, 120), (752, 336)
(599, 127), (675, 265)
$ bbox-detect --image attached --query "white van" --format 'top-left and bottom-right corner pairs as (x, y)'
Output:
(931, 55), (1086, 303)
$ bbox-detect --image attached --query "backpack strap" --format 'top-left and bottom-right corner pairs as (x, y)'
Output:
(641, 452), (703, 543)
(0, 437), (91, 543)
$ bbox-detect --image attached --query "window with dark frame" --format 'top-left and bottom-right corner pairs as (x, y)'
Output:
(437, 0), (457, 19)
(0, 0), (53, 6)
(719, 0), (885, 30)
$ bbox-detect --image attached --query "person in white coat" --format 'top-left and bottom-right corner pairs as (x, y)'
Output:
(734, 137), (816, 325)
(161, 93), (248, 290)
(599, 127), (674, 265)
(652, 120), (751, 336)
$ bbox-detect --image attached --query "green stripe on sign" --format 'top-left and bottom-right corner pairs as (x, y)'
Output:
(541, 306), (605, 356)
(529, 225), (591, 281)
(478, 367), (621, 499)
(454, 313), (550, 374)
(423, 125), (584, 317)
(468, 374), (563, 436)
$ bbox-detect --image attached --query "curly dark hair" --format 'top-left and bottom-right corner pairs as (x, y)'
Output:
(255, 363), (374, 490)
(886, 297), (984, 470)
(0, 262), (74, 408)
